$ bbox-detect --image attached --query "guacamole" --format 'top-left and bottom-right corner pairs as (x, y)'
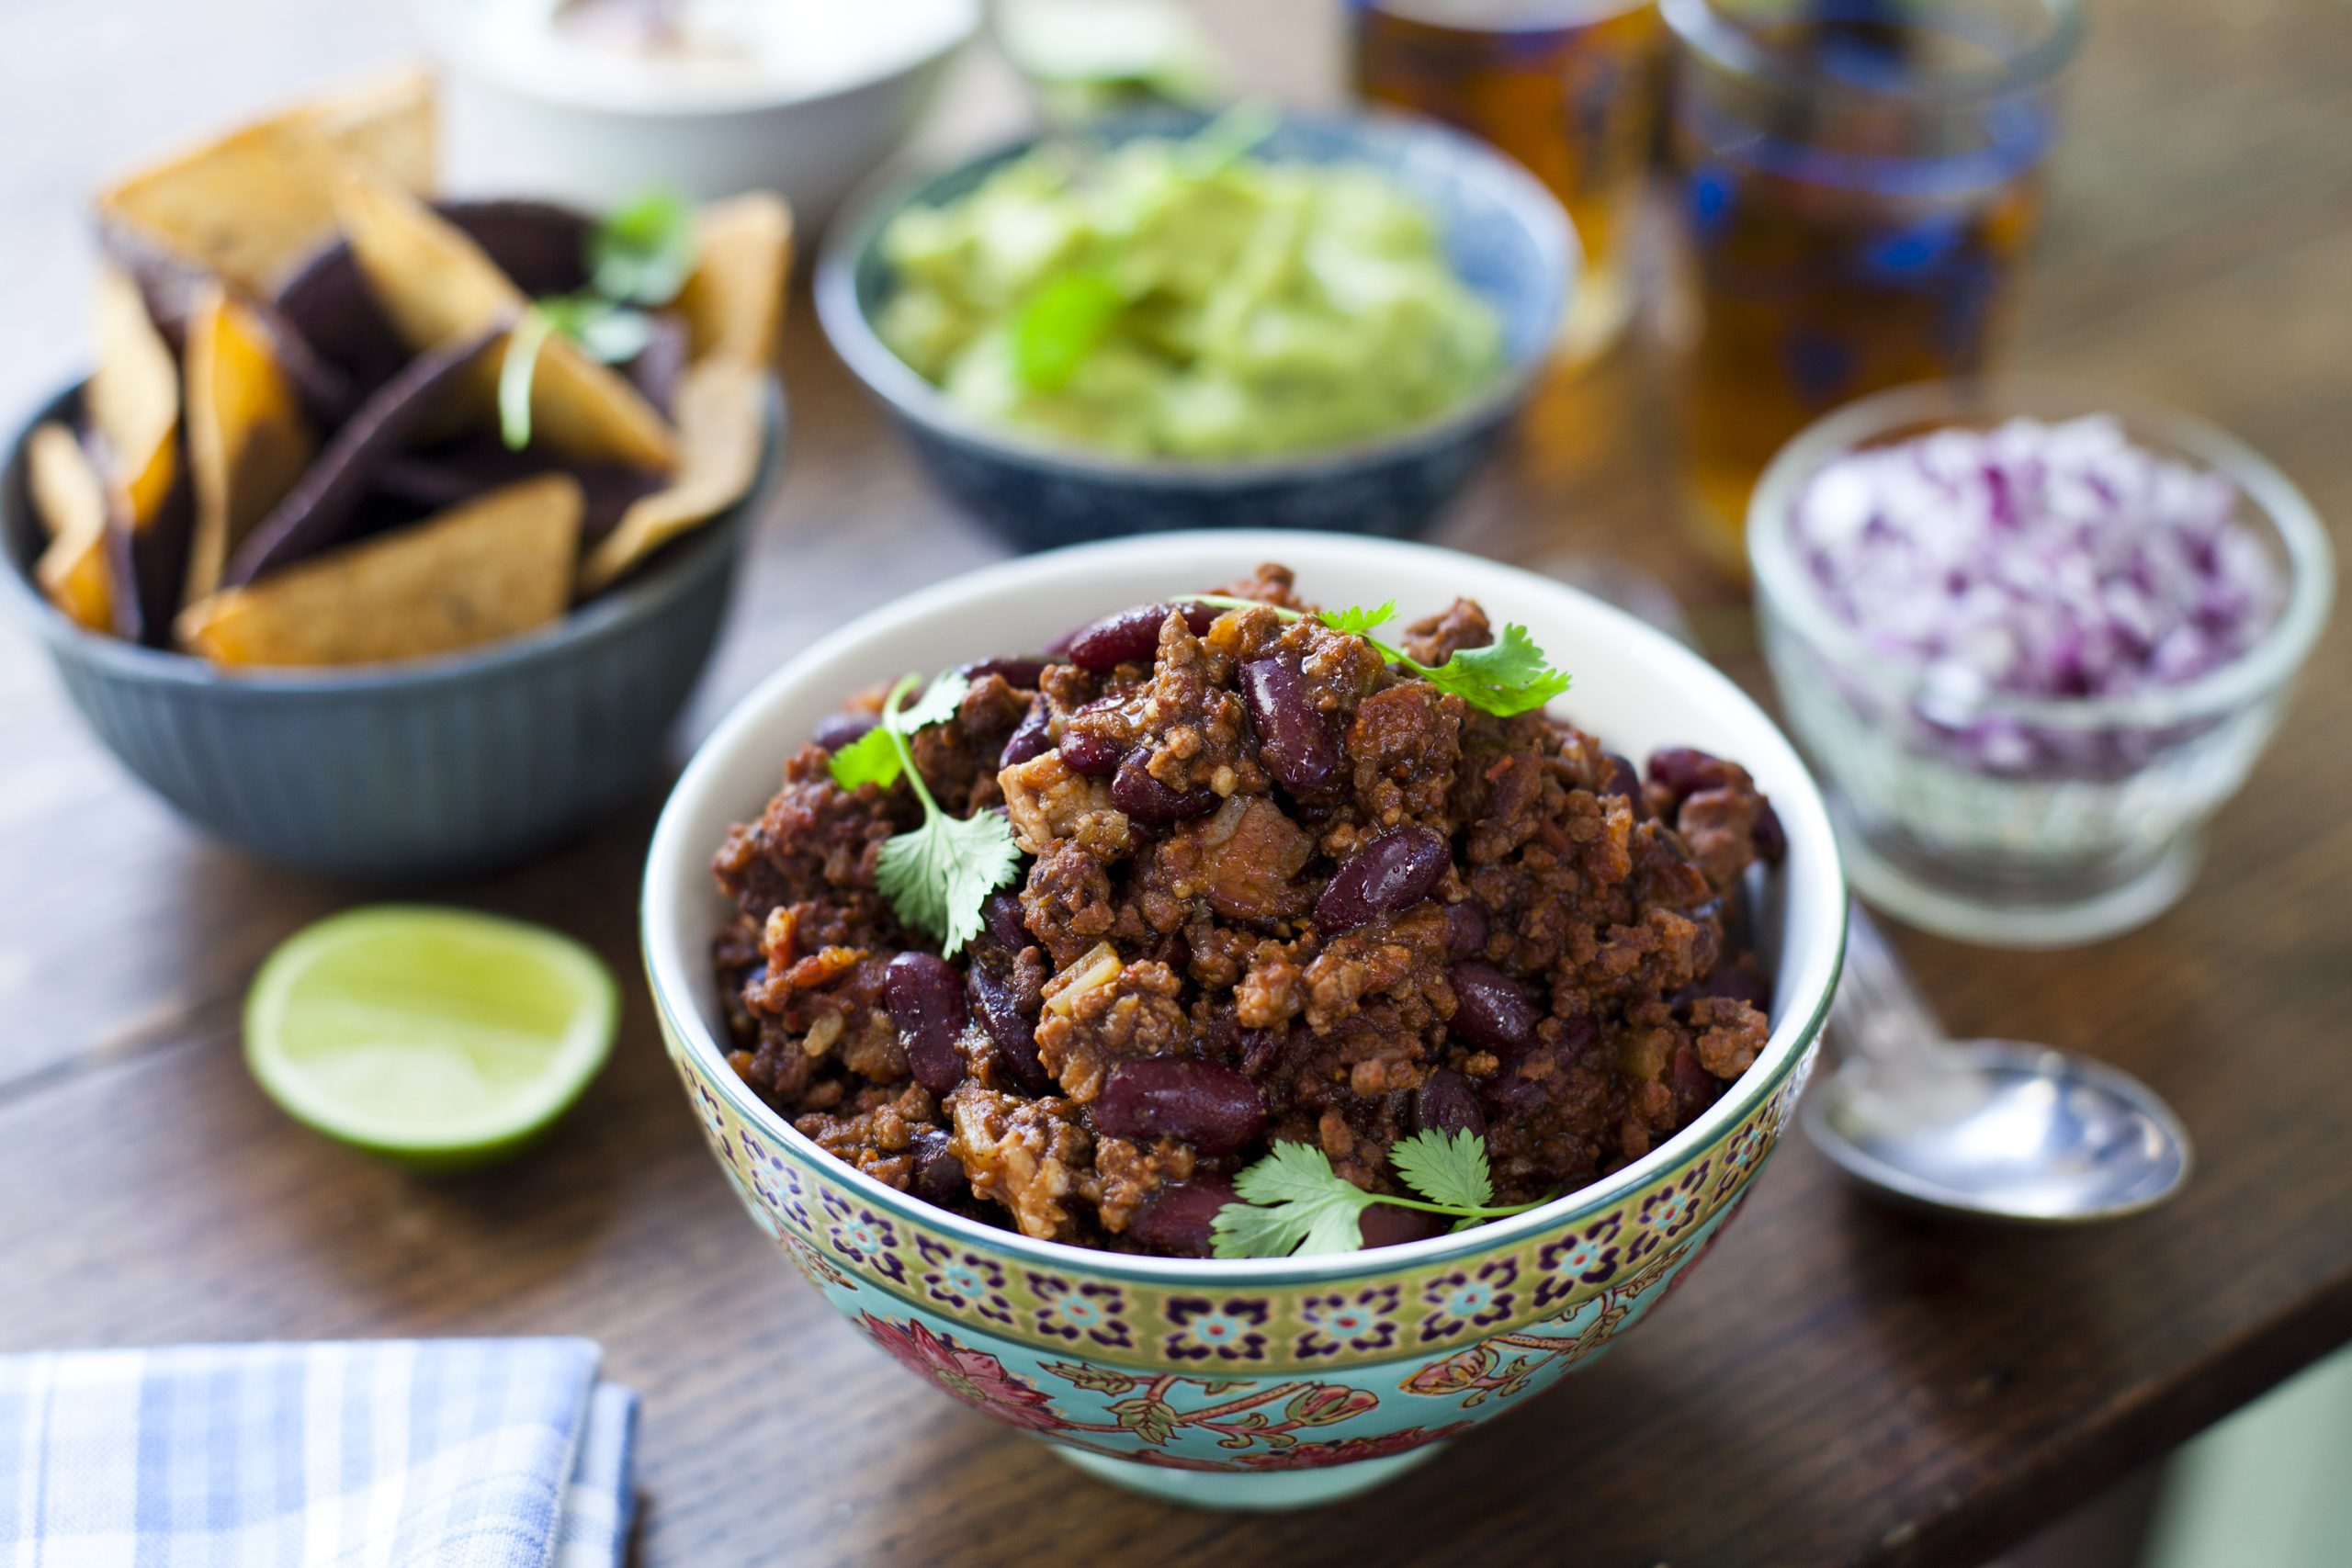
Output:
(875, 129), (1507, 460)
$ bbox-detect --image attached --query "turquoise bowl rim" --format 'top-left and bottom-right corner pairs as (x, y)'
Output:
(642, 530), (1848, 1288)
(812, 104), (1578, 486)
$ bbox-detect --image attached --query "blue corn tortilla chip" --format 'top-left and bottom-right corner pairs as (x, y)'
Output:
(374, 436), (667, 547)
(101, 434), (195, 647)
(219, 325), (503, 588)
(272, 199), (591, 398)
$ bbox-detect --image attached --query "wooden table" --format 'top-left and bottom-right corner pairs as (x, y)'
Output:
(4, 3), (2348, 1563)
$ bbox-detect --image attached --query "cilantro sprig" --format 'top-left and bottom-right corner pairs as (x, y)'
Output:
(500, 188), (696, 450)
(1182, 595), (1571, 717)
(1210, 1129), (1549, 1259)
(827, 671), (1023, 957)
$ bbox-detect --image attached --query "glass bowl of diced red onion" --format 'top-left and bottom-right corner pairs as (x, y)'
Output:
(1747, 378), (2333, 947)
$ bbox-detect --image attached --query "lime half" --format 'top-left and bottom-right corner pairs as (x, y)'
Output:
(245, 905), (618, 1171)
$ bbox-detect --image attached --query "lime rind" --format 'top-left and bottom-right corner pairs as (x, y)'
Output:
(244, 905), (617, 1169)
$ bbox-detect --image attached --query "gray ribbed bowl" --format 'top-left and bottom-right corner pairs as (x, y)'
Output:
(1, 380), (786, 880)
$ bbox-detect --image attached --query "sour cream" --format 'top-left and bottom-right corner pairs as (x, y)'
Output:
(448, 0), (979, 110)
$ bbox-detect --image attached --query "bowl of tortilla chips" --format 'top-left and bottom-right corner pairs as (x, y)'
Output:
(0, 74), (793, 878)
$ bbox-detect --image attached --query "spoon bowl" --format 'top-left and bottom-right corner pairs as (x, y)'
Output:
(1804, 1036), (2192, 1223)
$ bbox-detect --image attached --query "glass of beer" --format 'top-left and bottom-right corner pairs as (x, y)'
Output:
(1659, 0), (2083, 570)
(1351, 0), (1667, 366)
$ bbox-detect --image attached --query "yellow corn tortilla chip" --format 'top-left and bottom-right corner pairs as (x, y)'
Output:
(674, 193), (794, 371)
(185, 285), (315, 603)
(334, 173), (679, 471)
(88, 267), (181, 525)
(27, 423), (115, 632)
(96, 71), (435, 297)
(579, 359), (763, 594)
(176, 473), (582, 668)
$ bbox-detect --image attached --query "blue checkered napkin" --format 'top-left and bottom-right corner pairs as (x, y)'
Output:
(0, 1338), (639, 1568)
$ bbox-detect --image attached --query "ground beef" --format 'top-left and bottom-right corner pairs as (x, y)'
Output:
(711, 566), (1785, 1257)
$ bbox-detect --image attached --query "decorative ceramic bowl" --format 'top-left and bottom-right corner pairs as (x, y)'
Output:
(641, 532), (1844, 1509)
(0, 381), (786, 880)
(814, 109), (1577, 551)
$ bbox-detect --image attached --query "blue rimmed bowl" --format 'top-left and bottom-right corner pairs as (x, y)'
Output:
(641, 530), (1845, 1510)
(814, 108), (1576, 551)
(1, 380), (786, 880)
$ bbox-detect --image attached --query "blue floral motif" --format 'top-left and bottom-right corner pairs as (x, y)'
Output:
(818, 1191), (905, 1283)
(1027, 1275), (1133, 1349)
(1625, 1162), (1712, 1262)
(1163, 1296), (1270, 1361)
(1417, 1259), (1519, 1343)
(1534, 1212), (1624, 1306)
(915, 1235), (1013, 1325)
(1295, 1286), (1400, 1359)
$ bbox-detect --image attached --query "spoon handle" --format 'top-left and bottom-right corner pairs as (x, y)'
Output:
(1834, 903), (1951, 1064)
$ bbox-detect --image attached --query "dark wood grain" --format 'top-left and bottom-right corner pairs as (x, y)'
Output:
(3, 2), (2349, 1565)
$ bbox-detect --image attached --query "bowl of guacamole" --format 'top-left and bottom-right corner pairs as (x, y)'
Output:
(816, 107), (1575, 548)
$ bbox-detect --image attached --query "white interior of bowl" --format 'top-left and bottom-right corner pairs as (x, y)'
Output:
(643, 532), (1846, 1280)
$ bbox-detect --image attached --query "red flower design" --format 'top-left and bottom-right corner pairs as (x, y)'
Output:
(857, 1313), (1065, 1433)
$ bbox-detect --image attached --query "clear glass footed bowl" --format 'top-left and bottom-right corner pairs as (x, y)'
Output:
(1747, 378), (2334, 947)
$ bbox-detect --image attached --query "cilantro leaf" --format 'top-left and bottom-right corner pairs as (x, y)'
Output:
(1183, 593), (1571, 719)
(1012, 270), (1125, 392)
(1212, 1130), (1554, 1258)
(1388, 1127), (1495, 1212)
(1417, 623), (1573, 717)
(827, 727), (903, 791)
(876, 806), (1024, 958)
(829, 671), (1019, 955)
(1318, 601), (1397, 638)
(1212, 1143), (1378, 1258)
(590, 188), (698, 306)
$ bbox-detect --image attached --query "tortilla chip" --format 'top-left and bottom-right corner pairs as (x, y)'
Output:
(26, 423), (114, 631)
(579, 359), (763, 594)
(96, 71), (435, 296)
(376, 438), (666, 543)
(106, 460), (195, 647)
(178, 473), (582, 667)
(220, 328), (503, 588)
(674, 193), (794, 371)
(88, 268), (181, 525)
(334, 173), (678, 470)
(185, 286), (316, 602)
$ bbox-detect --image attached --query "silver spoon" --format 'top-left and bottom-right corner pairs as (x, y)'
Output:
(1802, 905), (2192, 1222)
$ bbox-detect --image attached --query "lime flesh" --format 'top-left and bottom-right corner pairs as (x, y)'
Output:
(244, 905), (617, 1170)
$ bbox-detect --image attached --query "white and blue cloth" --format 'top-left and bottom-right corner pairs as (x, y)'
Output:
(0, 1339), (638, 1567)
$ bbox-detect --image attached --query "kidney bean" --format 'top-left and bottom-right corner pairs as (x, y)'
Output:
(812, 711), (876, 750)
(1316, 827), (1449, 933)
(1448, 962), (1538, 1054)
(1414, 1068), (1487, 1140)
(1647, 747), (1726, 811)
(1064, 604), (1177, 670)
(1240, 657), (1338, 794)
(1359, 1203), (1448, 1249)
(983, 892), (1030, 953)
(1670, 1042), (1718, 1111)
(999, 701), (1051, 769)
(1112, 749), (1217, 823)
(1443, 898), (1488, 958)
(959, 655), (1047, 690)
(1055, 727), (1123, 776)
(1126, 1179), (1238, 1258)
(1753, 800), (1787, 863)
(885, 952), (968, 1097)
(1093, 1057), (1266, 1155)
(1601, 752), (1651, 819)
(967, 962), (1049, 1093)
(1182, 602), (1219, 635)
(910, 1126), (967, 1206)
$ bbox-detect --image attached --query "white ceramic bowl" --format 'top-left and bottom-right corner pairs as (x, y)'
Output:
(416, 0), (980, 222)
(641, 531), (1847, 1508)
